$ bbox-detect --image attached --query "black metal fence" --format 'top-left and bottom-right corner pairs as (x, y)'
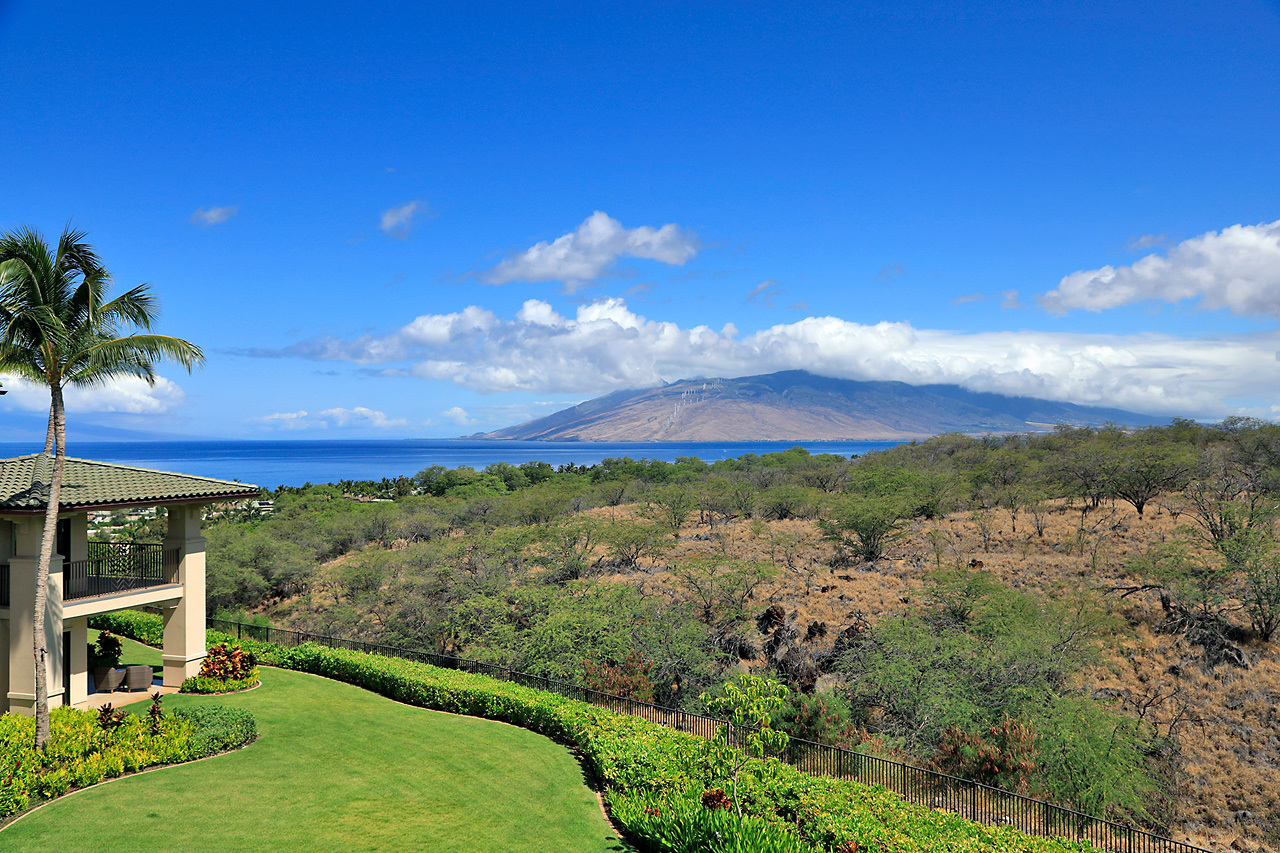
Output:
(66, 542), (179, 601)
(206, 617), (1212, 853)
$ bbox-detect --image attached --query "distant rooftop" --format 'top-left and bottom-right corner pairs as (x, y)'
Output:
(0, 454), (260, 513)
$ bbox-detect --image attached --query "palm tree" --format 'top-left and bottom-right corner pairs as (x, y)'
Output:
(0, 225), (203, 748)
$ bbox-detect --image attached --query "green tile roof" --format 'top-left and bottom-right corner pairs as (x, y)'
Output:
(0, 454), (260, 512)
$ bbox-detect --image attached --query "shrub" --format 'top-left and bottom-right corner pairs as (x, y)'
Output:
(199, 642), (257, 681)
(928, 719), (1038, 794)
(609, 788), (823, 853)
(89, 610), (165, 646)
(172, 705), (258, 758)
(97, 703), (128, 731)
(148, 691), (165, 735)
(772, 691), (865, 751)
(180, 672), (260, 694)
(89, 631), (123, 669)
(0, 705), (199, 818)
(583, 651), (655, 703)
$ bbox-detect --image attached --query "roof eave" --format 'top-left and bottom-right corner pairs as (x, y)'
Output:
(0, 488), (262, 515)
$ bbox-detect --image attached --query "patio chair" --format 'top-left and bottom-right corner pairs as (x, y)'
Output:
(124, 664), (154, 692)
(94, 666), (125, 693)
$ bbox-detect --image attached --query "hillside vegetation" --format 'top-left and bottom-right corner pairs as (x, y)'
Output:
(182, 418), (1280, 851)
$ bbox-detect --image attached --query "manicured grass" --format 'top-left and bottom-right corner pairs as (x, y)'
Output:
(3, 666), (628, 853)
(109, 631), (163, 669)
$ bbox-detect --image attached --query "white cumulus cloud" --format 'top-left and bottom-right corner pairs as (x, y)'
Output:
(441, 406), (473, 426)
(1, 375), (186, 414)
(257, 297), (1280, 418)
(255, 406), (410, 430)
(380, 201), (423, 239)
(1042, 220), (1280, 316)
(190, 206), (239, 226)
(484, 211), (699, 291)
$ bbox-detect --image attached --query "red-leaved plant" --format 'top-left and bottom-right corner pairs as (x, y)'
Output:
(199, 643), (257, 681)
(582, 651), (655, 703)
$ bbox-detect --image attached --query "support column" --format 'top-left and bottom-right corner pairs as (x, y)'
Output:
(67, 616), (88, 707)
(162, 505), (207, 687)
(6, 517), (63, 714)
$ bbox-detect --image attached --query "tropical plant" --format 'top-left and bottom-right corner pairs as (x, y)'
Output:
(88, 631), (124, 670)
(0, 224), (203, 748)
(699, 674), (790, 816)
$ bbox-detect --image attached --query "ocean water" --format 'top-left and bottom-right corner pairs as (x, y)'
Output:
(0, 439), (905, 489)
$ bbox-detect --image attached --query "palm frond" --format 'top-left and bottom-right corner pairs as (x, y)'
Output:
(95, 282), (159, 331)
(87, 333), (205, 369)
(1, 224), (201, 402)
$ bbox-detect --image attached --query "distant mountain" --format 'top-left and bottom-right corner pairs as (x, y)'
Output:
(0, 409), (199, 444)
(479, 371), (1164, 441)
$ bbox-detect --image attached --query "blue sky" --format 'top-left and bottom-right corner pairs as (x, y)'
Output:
(2, 1), (1279, 439)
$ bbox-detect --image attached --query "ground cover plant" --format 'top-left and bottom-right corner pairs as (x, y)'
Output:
(0, 705), (195, 818)
(0, 665), (623, 853)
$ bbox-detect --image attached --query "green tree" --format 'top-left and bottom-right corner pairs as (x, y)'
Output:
(1222, 529), (1280, 641)
(817, 495), (909, 562)
(1106, 435), (1194, 519)
(601, 519), (670, 570)
(0, 225), (203, 748)
(1130, 539), (1231, 618)
(669, 555), (775, 630)
(644, 483), (698, 535)
(700, 674), (790, 816)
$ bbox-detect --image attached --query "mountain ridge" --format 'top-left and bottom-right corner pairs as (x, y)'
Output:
(479, 370), (1164, 441)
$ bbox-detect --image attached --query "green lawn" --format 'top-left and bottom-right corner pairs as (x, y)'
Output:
(4, 650), (629, 853)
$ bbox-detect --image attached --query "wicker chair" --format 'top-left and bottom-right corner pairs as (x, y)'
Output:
(94, 666), (125, 693)
(124, 665), (154, 692)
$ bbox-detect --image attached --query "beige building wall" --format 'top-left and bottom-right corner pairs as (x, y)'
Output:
(5, 515), (62, 714)
(162, 504), (207, 687)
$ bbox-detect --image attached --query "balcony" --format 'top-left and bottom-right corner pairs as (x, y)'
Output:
(65, 542), (180, 602)
(0, 543), (178, 607)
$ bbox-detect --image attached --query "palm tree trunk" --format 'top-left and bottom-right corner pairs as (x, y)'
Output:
(32, 383), (65, 749)
(43, 405), (55, 454)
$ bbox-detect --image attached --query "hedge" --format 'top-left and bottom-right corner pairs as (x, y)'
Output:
(96, 611), (1095, 852)
(90, 610), (164, 646)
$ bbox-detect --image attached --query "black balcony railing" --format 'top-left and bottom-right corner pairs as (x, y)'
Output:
(0, 562), (8, 607)
(64, 542), (180, 601)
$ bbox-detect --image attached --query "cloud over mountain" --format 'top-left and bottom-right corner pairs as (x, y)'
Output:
(256, 297), (1280, 418)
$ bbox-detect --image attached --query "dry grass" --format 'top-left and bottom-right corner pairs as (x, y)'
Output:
(610, 498), (1280, 851)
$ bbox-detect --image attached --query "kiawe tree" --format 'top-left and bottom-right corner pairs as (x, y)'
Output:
(0, 225), (203, 749)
